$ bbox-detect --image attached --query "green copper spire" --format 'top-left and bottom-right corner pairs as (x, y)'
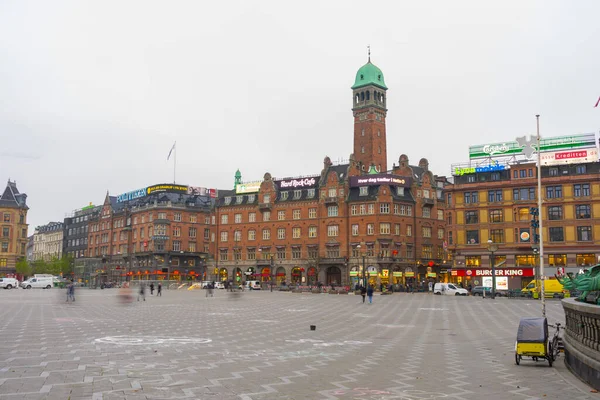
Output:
(352, 53), (387, 90)
(234, 169), (242, 189)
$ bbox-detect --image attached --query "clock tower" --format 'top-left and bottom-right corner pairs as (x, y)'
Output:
(352, 55), (388, 173)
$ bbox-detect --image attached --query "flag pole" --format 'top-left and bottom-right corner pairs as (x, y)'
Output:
(173, 141), (177, 184)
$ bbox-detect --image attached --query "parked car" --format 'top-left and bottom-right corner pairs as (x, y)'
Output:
(20, 276), (54, 289)
(471, 286), (507, 296)
(214, 282), (225, 289)
(433, 282), (468, 296)
(0, 278), (19, 289)
(245, 280), (262, 290)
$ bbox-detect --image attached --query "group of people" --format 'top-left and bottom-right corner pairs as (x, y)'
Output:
(358, 284), (375, 304)
(137, 282), (162, 301)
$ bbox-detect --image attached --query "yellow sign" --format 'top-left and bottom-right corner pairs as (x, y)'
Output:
(236, 181), (262, 194)
(381, 269), (389, 278)
(405, 272), (415, 277)
(147, 184), (188, 195)
(427, 272), (437, 278)
(350, 271), (358, 276)
(392, 272), (403, 277)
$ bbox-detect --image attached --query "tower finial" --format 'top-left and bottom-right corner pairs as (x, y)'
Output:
(367, 45), (371, 62)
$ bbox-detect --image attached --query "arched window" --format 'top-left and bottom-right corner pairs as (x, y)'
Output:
(361, 128), (365, 136)
(360, 92), (365, 101)
(366, 91), (370, 100)
(377, 130), (381, 137)
(378, 146), (381, 154)
(361, 146), (365, 154)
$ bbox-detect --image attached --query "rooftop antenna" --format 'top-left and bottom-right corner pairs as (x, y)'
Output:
(367, 45), (371, 62)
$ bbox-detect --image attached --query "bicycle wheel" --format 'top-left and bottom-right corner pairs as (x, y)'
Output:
(515, 353), (520, 365)
(548, 343), (554, 367)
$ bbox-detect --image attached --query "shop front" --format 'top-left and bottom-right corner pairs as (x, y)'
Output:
(277, 267), (287, 285)
(450, 267), (534, 290)
(307, 267), (317, 286)
(290, 267), (303, 284)
(219, 268), (228, 282)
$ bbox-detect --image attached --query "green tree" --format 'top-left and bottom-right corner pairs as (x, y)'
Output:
(15, 259), (31, 277)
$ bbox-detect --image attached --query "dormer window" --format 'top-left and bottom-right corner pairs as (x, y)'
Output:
(360, 187), (368, 196)
(396, 187), (405, 196)
(293, 190), (301, 199)
(224, 197), (231, 205)
(248, 194), (256, 203)
(236, 195), (243, 204)
(263, 194), (270, 204)
(280, 191), (288, 201)
(307, 189), (315, 198)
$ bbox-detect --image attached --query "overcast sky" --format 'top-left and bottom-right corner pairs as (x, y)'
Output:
(1, 0), (599, 233)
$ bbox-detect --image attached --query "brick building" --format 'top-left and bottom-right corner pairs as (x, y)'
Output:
(83, 185), (214, 285)
(445, 134), (600, 290)
(212, 57), (448, 288)
(0, 180), (28, 274)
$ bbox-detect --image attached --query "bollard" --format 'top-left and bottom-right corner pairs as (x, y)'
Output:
(310, 325), (316, 331)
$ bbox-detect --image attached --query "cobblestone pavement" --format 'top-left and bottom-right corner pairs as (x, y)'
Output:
(0, 288), (597, 400)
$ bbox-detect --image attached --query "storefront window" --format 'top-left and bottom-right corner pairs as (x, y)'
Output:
(291, 267), (302, 284)
(548, 254), (567, 266)
(515, 255), (536, 267)
(465, 256), (481, 267)
(576, 253), (596, 266)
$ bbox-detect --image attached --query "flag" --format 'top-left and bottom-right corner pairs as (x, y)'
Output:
(167, 142), (176, 160)
(595, 96), (600, 108)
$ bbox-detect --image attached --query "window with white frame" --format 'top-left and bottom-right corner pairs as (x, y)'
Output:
(220, 231), (228, 242)
(352, 224), (359, 236)
(292, 247), (301, 259)
(437, 210), (444, 220)
(293, 227), (301, 238)
(422, 226), (432, 238)
(248, 194), (256, 203)
(236, 195), (243, 204)
(293, 190), (301, 199)
(221, 215), (228, 224)
(438, 228), (444, 239)
(308, 226), (317, 238)
(360, 187), (368, 196)
(396, 187), (404, 196)
(368, 204), (374, 214)
(327, 205), (338, 217)
(263, 194), (271, 203)
(263, 211), (270, 221)
(277, 228), (285, 239)
(307, 189), (315, 198)
(359, 204), (366, 215)
(278, 210), (285, 220)
(407, 225), (412, 236)
(248, 230), (256, 240)
(309, 208), (317, 218)
(422, 207), (431, 218)
(234, 230), (242, 242)
(395, 224), (400, 235)
(280, 191), (288, 201)
(174, 213), (182, 222)
(262, 229), (271, 240)
(224, 197), (231, 205)
(234, 213), (242, 223)
(327, 225), (339, 237)
(367, 223), (374, 235)
(249, 212), (256, 222)
(380, 223), (391, 234)
(423, 189), (430, 199)
(328, 188), (337, 198)
(380, 203), (390, 214)
(351, 205), (358, 215)
(293, 209), (301, 219)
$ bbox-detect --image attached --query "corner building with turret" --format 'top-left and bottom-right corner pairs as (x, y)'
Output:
(212, 58), (449, 289)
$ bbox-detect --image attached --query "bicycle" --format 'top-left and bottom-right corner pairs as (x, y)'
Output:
(548, 323), (563, 366)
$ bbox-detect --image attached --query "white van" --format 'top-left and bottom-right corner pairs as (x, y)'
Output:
(434, 283), (468, 296)
(245, 280), (262, 290)
(21, 276), (54, 289)
(0, 278), (19, 289)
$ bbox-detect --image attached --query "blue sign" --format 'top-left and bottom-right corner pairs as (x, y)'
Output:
(117, 188), (147, 203)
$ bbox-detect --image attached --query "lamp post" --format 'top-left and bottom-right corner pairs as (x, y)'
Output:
(535, 114), (546, 318)
(487, 239), (498, 299)
(357, 243), (366, 288)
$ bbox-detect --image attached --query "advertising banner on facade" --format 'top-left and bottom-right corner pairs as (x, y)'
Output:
(451, 268), (534, 277)
(453, 160), (509, 176)
(349, 174), (412, 187)
(236, 181), (262, 194)
(147, 184), (189, 195)
(117, 187), (147, 203)
(482, 276), (508, 290)
(275, 176), (320, 189)
(187, 186), (218, 198)
(540, 148), (599, 166)
(469, 133), (596, 159)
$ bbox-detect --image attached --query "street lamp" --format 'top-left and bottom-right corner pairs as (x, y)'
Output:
(270, 254), (274, 292)
(357, 244), (366, 288)
(487, 239), (498, 299)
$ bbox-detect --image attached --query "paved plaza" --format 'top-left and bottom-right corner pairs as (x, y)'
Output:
(0, 288), (597, 400)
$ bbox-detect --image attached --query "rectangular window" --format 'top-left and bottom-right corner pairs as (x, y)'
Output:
(490, 229), (504, 243)
(465, 256), (481, 267)
(327, 225), (339, 237)
(234, 230), (242, 242)
(406, 245), (413, 259)
(549, 167), (559, 177)
(221, 215), (228, 224)
(2, 227), (8, 237)
(328, 188), (337, 198)
(573, 184), (590, 197)
(512, 187), (536, 201)
(422, 207), (431, 218)
(263, 211), (270, 222)
(263, 194), (271, 203)
(308, 247), (318, 258)
(292, 247), (301, 259)
(406, 225), (412, 236)
(280, 191), (288, 201)
(422, 226), (432, 238)
(307, 189), (315, 198)
(359, 204), (366, 215)
(277, 228), (285, 239)
(277, 248), (286, 259)
(577, 226), (592, 241)
(278, 211), (285, 220)
(173, 227), (181, 237)
(367, 223), (374, 235)
(3, 214), (10, 223)
(464, 191), (479, 204)
(293, 227), (301, 238)
(326, 247), (340, 258)
(576, 165), (587, 174)
(204, 228), (210, 240)
(421, 245), (433, 259)
(309, 208), (317, 219)
(466, 230), (479, 244)
(247, 248), (256, 260)
(351, 205), (358, 215)
(437, 228), (444, 239)
(327, 205), (338, 217)
(293, 190), (301, 199)
(262, 229), (271, 240)
(448, 231), (453, 245)
(395, 224), (401, 235)
(359, 187), (368, 196)
(437, 210), (444, 220)
(368, 204), (375, 214)
(549, 227), (564, 242)
(548, 254), (567, 266)
(293, 209), (301, 220)
(189, 214), (197, 223)
(248, 194), (256, 203)
(575, 204), (591, 219)
(173, 240), (181, 251)
(158, 212), (166, 220)
(236, 195), (243, 204)
(234, 213), (242, 223)
(308, 226), (317, 238)
(422, 190), (430, 199)
(380, 203), (390, 214)
(188, 242), (196, 252)
(174, 213), (182, 222)
(220, 231), (228, 242)
(380, 223), (391, 235)
(219, 249), (228, 261)
(489, 209), (503, 223)
(547, 206), (563, 221)
(465, 210), (479, 224)
(352, 224), (359, 236)
(249, 212), (256, 222)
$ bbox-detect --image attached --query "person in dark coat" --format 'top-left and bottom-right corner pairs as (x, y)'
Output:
(157, 282), (162, 297)
(367, 285), (374, 304)
(138, 283), (146, 301)
(150, 283), (154, 295)
(360, 285), (367, 303)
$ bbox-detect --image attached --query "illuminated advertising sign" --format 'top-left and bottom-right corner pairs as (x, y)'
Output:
(275, 177), (319, 189)
(451, 268), (534, 277)
(117, 188), (147, 203)
(540, 148), (599, 166)
(349, 174), (412, 187)
(453, 161), (508, 176)
(147, 184), (188, 195)
(469, 133), (596, 159)
(236, 181), (262, 194)
(187, 186), (217, 198)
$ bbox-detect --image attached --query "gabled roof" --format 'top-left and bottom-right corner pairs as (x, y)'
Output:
(0, 180), (27, 209)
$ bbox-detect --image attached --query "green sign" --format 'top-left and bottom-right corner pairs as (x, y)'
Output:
(469, 133), (596, 159)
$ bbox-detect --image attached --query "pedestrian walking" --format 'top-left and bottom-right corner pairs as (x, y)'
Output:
(66, 280), (75, 302)
(138, 283), (146, 301)
(367, 285), (374, 304)
(150, 283), (154, 295)
(360, 285), (367, 303)
(157, 282), (162, 297)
